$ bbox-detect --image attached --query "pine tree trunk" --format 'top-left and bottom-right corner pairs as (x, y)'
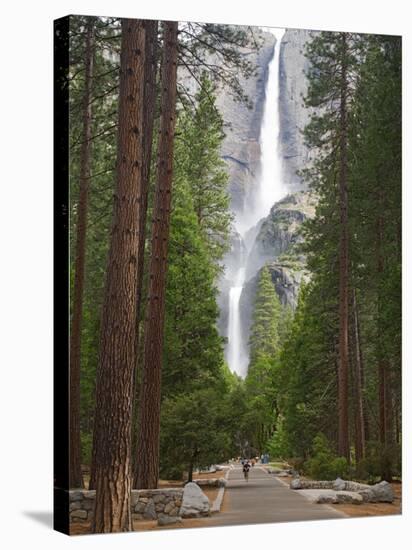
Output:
(132, 20), (159, 486)
(394, 398), (400, 445)
(376, 210), (393, 481)
(352, 289), (366, 463)
(357, 302), (370, 443)
(91, 19), (146, 533)
(378, 360), (386, 447)
(69, 21), (94, 489)
(188, 461), (194, 483)
(135, 21), (178, 490)
(337, 33), (350, 461)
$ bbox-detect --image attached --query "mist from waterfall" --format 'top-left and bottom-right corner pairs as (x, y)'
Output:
(225, 27), (286, 378)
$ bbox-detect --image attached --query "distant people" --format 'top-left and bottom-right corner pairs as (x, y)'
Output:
(243, 460), (251, 481)
(251, 458), (256, 467)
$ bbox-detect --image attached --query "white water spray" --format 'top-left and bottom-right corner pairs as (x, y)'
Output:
(226, 28), (286, 377)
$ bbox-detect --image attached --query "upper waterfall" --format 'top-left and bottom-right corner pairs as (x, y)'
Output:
(225, 27), (286, 377)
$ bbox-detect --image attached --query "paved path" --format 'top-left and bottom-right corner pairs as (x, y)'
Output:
(203, 466), (346, 527)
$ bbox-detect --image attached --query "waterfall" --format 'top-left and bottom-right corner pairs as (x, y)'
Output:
(225, 28), (286, 377)
(227, 267), (247, 374)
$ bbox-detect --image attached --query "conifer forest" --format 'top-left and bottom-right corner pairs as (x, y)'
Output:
(60, 15), (401, 533)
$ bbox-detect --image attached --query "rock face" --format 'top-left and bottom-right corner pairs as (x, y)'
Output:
(216, 30), (276, 212)
(266, 260), (309, 309)
(231, 191), (314, 348)
(279, 29), (314, 189)
(249, 191), (315, 308)
(180, 482), (211, 518)
(248, 192), (315, 275)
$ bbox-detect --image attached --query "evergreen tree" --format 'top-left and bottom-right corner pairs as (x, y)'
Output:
(69, 15), (121, 478)
(178, 72), (232, 266)
(162, 177), (225, 398)
(159, 388), (230, 482)
(303, 31), (362, 460)
(240, 266), (284, 454)
(348, 34), (401, 478)
(69, 17), (95, 490)
(91, 19), (146, 533)
(249, 266), (282, 366)
(276, 283), (339, 460)
(136, 21), (179, 490)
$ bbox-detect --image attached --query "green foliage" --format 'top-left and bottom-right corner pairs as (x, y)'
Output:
(266, 416), (290, 459)
(159, 388), (231, 480)
(178, 23), (261, 106)
(275, 283), (338, 460)
(356, 441), (402, 482)
(249, 266), (282, 365)
(159, 72), (239, 472)
(276, 31), (402, 480)
(304, 434), (349, 480)
(243, 355), (278, 454)
(161, 79), (233, 398)
(162, 175), (225, 397)
(175, 73), (232, 268)
(69, 16), (120, 465)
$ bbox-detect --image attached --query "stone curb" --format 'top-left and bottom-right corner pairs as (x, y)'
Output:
(210, 468), (230, 513)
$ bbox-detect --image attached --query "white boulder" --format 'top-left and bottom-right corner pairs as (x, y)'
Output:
(290, 478), (302, 489)
(180, 482), (210, 518)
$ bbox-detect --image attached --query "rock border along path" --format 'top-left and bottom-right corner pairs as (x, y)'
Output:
(202, 465), (346, 527)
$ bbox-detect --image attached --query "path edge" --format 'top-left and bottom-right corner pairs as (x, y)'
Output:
(210, 465), (232, 514)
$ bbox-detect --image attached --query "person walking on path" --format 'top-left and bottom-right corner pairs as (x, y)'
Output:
(242, 460), (251, 481)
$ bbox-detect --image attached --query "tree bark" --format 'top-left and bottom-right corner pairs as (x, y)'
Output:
(135, 21), (179, 490)
(188, 461), (194, 483)
(91, 19), (146, 533)
(351, 289), (366, 463)
(376, 206), (393, 481)
(337, 33), (350, 461)
(132, 20), (159, 487)
(69, 20), (94, 489)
